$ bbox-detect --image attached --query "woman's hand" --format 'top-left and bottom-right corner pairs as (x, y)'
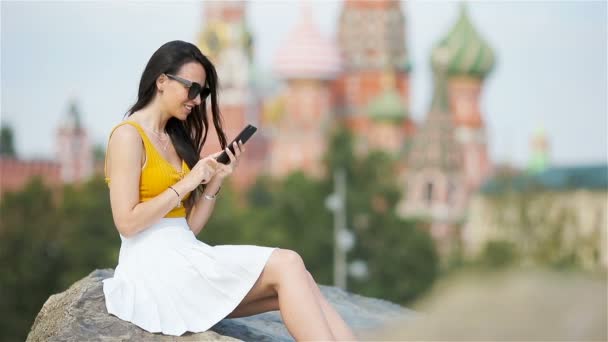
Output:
(210, 140), (245, 181)
(181, 155), (220, 192)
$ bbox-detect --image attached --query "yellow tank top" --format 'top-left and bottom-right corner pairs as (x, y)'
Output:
(104, 120), (191, 218)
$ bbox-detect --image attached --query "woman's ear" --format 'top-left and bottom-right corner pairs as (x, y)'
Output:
(156, 74), (167, 93)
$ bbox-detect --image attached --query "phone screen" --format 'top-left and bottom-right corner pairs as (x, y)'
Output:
(215, 124), (258, 164)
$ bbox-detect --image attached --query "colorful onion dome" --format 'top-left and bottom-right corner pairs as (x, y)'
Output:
(273, 5), (341, 80)
(367, 88), (407, 122)
(367, 72), (407, 122)
(431, 3), (495, 78)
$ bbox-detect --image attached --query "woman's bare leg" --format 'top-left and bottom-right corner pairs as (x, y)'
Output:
(227, 251), (357, 341)
(304, 271), (358, 341)
(226, 275), (357, 341)
(275, 254), (335, 341)
(224, 249), (336, 340)
(226, 295), (279, 318)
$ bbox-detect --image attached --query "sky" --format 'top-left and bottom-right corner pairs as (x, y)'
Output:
(1, 0), (606, 168)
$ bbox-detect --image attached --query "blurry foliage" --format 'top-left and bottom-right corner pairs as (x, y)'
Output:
(1, 125), (439, 340)
(0, 178), (65, 342)
(480, 240), (518, 268)
(0, 177), (119, 342)
(322, 126), (438, 304)
(351, 213), (438, 304)
(55, 178), (118, 286)
(92, 143), (106, 162)
(0, 123), (17, 157)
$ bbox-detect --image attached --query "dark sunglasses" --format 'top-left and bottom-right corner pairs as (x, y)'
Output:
(165, 73), (211, 101)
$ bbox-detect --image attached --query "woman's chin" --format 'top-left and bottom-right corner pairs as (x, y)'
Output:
(176, 111), (190, 120)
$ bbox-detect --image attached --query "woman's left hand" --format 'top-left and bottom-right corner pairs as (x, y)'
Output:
(210, 140), (245, 180)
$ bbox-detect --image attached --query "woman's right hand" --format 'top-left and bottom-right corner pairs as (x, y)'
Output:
(181, 156), (220, 192)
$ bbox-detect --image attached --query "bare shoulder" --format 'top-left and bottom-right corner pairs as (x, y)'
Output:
(107, 123), (144, 172)
(109, 123), (142, 146)
(108, 123), (145, 154)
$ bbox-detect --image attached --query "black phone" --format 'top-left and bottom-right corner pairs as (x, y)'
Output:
(215, 124), (258, 164)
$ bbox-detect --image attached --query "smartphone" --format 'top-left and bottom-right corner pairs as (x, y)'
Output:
(215, 124), (258, 164)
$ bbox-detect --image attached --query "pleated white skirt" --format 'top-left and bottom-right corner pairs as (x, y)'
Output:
(102, 217), (278, 336)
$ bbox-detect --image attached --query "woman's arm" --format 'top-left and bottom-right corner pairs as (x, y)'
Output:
(185, 140), (245, 236)
(186, 176), (223, 236)
(107, 124), (194, 238)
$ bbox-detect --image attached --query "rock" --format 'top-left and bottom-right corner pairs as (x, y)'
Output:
(27, 269), (414, 341)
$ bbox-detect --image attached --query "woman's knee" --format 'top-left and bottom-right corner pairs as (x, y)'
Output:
(274, 248), (306, 271)
(305, 270), (315, 283)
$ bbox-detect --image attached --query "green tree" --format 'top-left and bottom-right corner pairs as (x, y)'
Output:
(264, 172), (335, 283)
(55, 176), (118, 287)
(325, 127), (439, 303)
(196, 181), (254, 245)
(0, 178), (66, 342)
(0, 176), (119, 341)
(323, 125), (356, 175)
(352, 214), (438, 304)
(480, 240), (518, 268)
(93, 143), (106, 163)
(0, 123), (17, 157)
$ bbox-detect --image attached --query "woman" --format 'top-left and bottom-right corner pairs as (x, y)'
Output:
(103, 40), (357, 340)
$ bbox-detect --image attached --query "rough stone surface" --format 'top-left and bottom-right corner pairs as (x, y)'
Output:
(27, 269), (414, 341)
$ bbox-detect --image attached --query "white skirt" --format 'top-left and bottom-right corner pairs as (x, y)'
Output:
(102, 217), (278, 336)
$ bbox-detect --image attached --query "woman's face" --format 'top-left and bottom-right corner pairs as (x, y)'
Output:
(161, 61), (207, 120)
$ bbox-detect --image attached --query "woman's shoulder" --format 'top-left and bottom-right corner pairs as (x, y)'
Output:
(108, 120), (143, 139)
(104, 121), (145, 183)
(107, 121), (145, 149)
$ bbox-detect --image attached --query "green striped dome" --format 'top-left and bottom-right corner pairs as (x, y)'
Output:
(367, 88), (407, 122)
(431, 4), (495, 78)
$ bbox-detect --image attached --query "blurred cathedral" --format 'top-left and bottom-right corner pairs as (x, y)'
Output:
(195, 1), (495, 252)
(195, 0), (420, 185)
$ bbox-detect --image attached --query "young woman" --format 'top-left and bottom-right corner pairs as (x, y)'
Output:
(102, 40), (357, 341)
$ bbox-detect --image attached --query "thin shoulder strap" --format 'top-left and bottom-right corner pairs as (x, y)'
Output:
(103, 120), (151, 181)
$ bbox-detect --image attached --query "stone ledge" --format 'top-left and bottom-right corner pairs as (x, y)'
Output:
(27, 269), (413, 341)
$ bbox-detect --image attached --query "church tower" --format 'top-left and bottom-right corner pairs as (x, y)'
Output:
(432, 4), (495, 191)
(398, 3), (496, 256)
(397, 67), (466, 250)
(198, 1), (252, 113)
(56, 99), (93, 184)
(335, 0), (412, 156)
(197, 1), (262, 189)
(270, 4), (341, 179)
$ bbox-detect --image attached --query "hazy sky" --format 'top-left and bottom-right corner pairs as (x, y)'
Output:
(1, 1), (606, 168)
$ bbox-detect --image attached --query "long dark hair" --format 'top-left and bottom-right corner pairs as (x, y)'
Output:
(125, 40), (228, 208)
